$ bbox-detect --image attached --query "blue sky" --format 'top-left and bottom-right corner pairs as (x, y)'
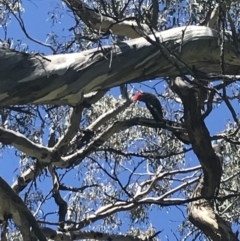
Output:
(0, 0), (238, 240)
(4, 0), (73, 53)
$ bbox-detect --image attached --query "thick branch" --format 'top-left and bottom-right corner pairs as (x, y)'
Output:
(49, 165), (68, 226)
(0, 177), (46, 241)
(63, 0), (152, 38)
(12, 163), (42, 193)
(170, 77), (237, 241)
(170, 77), (222, 194)
(87, 99), (131, 131)
(188, 179), (238, 241)
(0, 26), (239, 107)
(42, 228), (151, 241)
(55, 90), (107, 150)
(63, 117), (189, 167)
(55, 105), (83, 150)
(0, 127), (52, 160)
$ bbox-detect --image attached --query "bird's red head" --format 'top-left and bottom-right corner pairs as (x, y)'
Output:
(132, 92), (144, 102)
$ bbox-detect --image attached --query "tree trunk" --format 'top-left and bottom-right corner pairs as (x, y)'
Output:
(170, 77), (238, 241)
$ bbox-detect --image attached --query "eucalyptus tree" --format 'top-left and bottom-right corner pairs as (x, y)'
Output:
(0, 0), (240, 241)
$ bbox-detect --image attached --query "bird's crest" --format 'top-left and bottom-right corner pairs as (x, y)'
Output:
(132, 92), (144, 102)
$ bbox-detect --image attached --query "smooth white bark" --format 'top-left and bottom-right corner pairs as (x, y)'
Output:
(0, 26), (238, 106)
